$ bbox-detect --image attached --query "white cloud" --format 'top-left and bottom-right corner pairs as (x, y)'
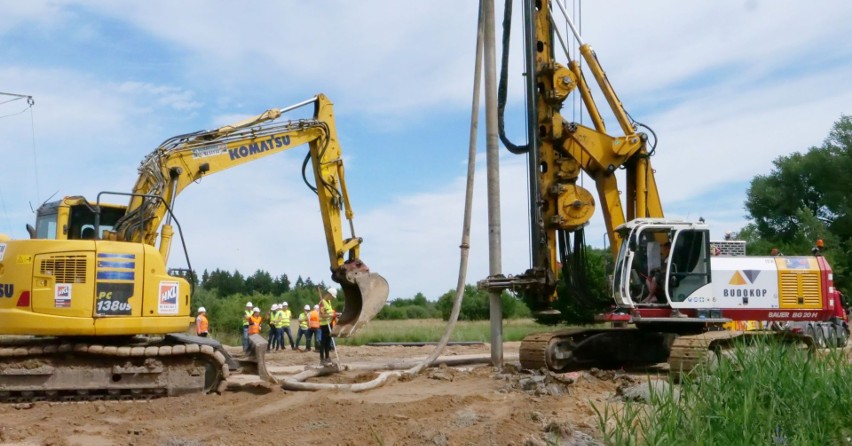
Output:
(117, 82), (202, 112)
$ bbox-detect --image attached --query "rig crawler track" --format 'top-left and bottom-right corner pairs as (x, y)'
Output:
(521, 327), (817, 378)
(519, 329), (585, 371)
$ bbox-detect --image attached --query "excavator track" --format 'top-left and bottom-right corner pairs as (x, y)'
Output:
(0, 337), (232, 403)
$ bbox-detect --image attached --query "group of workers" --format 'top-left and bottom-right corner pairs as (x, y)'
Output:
(195, 287), (339, 366)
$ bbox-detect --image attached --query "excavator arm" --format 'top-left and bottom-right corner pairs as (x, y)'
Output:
(112, 94), (387, 336)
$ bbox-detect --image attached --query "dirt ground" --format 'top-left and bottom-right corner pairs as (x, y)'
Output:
(0, 341), (643, 446)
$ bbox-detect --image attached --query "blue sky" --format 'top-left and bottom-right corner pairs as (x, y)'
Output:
(2, 1), (851, 300)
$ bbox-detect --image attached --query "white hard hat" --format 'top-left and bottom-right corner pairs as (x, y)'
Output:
(245, 301), (253, 307)
(198, 307), (206, 313)
(326, 288), (338, 298)
(253, 307), (260, 313)
(313, 304), (319, 310)
(282, 301), (288, 306)
(304, 305), (311, 311)
(271, 304), (279, 311)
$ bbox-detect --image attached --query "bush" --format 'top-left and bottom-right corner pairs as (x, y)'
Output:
(435, 285), (530, 320)
(376, 305), (406, 320)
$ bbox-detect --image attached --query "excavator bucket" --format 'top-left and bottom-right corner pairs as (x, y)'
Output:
(332, 260), (389, 337)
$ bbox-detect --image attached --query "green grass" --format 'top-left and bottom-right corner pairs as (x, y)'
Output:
(335, 318), (564, 346)
(596, 339), (852, 446)
(208, 318), (568, 347)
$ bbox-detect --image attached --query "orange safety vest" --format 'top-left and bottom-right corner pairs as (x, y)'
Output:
(248, 315), (263, 335)
(308, 310), (320, 329)
(196, 314), (209, 335)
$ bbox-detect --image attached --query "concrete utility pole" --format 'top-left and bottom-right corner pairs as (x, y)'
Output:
(482, 0), (504, 368)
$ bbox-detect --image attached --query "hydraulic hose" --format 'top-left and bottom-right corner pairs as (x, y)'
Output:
(497, 0), (530, 154)
(281, 0), (487, 392)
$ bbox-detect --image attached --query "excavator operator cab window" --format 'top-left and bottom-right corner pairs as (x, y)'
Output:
(667, 229), (711, 303)
(67, 205), (126, 240)
(35, 211), (58, 240)
(35, 201), (127, 240)
(626, 228), (673, 304)
(34, 200), (61, 240)
(80, 226), (96, 239)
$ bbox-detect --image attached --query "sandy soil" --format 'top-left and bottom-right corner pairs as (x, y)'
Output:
(0, 342), (639, 446)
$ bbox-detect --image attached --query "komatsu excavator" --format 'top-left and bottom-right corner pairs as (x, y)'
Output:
(482, 0), (847, 375)
(0, 94), (388, 400)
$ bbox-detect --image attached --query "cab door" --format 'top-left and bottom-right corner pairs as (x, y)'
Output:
(666, 229), (713, 307)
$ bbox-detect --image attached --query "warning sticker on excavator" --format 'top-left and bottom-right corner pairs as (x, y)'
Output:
(158, 281), (179, 314)
(55, 284), (71, 308)
(0, 244), (5, 262)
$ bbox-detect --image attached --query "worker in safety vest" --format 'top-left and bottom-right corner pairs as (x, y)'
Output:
(248, 307), (263, 336)
(296, 304), (312, 352)
(309, 304), (321, 352)
(317, 287), (337, 365)
(267, 304), (281, 352)
(242, 302), (253, 352)
(279, 302), (296, 350)
(195, 307), (209, 337)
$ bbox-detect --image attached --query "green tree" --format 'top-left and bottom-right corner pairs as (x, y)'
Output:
(551, 246), (612, 324)
(412, 292), (428, 307)
(744, 115), (852, 290)
(272, 273), (291, 295)
(245, 269), (274, 295)
(203, 268), (242, 296)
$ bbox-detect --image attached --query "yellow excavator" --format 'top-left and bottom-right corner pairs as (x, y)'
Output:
(0, 94), (388, 400)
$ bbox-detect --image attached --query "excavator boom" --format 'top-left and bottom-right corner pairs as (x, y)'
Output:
(111, 94), (388, 336)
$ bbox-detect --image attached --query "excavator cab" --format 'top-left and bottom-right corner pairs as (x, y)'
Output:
(613, 219), (713, 308)
(33, 198), (127, 241)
